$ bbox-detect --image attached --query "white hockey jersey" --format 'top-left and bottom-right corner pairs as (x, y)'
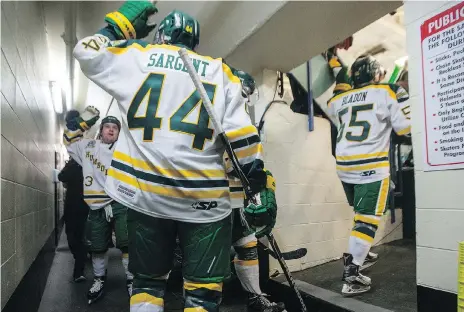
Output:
(64, 127), (115, 210)
(327, 84), (411, 184)
(73, 33), (263, 223)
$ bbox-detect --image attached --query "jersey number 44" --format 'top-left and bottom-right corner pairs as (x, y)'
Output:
(127, 73), (216, 151)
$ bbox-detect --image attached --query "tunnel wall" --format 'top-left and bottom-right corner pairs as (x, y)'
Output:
(1, 2), (58, 308)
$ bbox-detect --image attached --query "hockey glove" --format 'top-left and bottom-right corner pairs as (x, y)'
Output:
(105, 1), (158, 40)
(70, 106), (100, 131)
(244, 170), (277, 238)
(104, 205), (113, 222)
(65, 106), (100, 132)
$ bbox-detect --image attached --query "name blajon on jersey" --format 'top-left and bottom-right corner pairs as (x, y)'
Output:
(147, 52), (210, 78)
(342, 91), (368, 105)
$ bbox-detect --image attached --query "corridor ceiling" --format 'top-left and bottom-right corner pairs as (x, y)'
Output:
(42, 1), (401, 110)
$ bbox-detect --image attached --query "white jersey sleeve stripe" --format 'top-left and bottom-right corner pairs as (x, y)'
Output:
(226, 125), (258, 141)
(63, 128), (84, 146)
(229, 178), (245, 208)
(230, 192), (244, 199)
(396, 126), (411, 136)
(235, 143), (263, 160)
(63, 134), (83, 146)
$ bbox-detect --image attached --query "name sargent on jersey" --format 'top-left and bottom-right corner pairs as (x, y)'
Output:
(147, 52), (210, 78)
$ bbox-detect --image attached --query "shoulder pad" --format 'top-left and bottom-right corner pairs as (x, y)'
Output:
(379, 83), (409, 102)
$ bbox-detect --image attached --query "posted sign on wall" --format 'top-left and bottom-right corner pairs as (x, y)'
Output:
(421, 2), (464, 171)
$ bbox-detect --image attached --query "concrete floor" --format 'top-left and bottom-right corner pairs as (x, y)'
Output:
(38, 231), (248, 312)
(274, 239), (417, 312)
(36, 231), (416, 312)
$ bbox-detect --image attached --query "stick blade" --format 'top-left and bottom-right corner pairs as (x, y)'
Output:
(282, 248), (307, 261)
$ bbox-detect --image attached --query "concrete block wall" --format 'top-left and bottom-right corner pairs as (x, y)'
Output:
(254, 70), (403, 273)
(1, 1), (58, 308)
(404, 0), (464, 294)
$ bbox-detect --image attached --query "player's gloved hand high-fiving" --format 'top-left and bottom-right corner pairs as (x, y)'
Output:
(244, 170), (278, 238)
(65, 106), (100, 132)
(80, 105), (100, 129)
(105, 1), (158, 40)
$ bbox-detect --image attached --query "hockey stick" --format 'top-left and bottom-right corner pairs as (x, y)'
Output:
(94, 97), (116, 139)
(258, 241), (307, 261)
(178, 48), (307, 312)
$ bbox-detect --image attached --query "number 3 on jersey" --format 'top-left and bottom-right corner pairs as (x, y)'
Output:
(336, 104), (373, 142)
(127, 73), (215, 150)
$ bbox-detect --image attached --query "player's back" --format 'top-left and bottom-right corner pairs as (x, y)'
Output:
(100, 42), (242, 222)
(328, 84), (397, 184)
(109, 43), (229, 160)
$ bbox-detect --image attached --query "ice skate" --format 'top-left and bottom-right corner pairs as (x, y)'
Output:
(87, 276), (105, 305)
(341, 253), (371, 297)
(248, 293), (286, 312)
(360, 251), (378, 271)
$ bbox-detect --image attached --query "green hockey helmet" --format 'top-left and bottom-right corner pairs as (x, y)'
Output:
(154, 10), (200, 51)
(232, 68), (256, 97)
(351, 54), (385, 87)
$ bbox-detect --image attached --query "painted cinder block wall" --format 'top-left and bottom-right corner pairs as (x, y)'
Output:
(1, 2), (58, 308)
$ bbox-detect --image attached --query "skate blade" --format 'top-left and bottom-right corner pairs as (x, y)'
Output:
(342, 285), (371, 297)
(88, 292), (104, 305)
(360, 260), (377, 272)
(74, 276), (86, 283)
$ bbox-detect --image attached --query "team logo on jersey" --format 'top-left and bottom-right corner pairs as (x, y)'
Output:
(360, 170), (376, 177)
(86, 140), (96, 148)
(191, 201), (218, 210)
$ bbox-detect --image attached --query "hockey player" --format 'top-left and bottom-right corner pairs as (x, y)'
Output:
(227, 69), (286, 312)
(326, 47), (406, 271)
(63, 108), (134, 304)
(73, 3), (269, 311)
(327, 55), (411, 296)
